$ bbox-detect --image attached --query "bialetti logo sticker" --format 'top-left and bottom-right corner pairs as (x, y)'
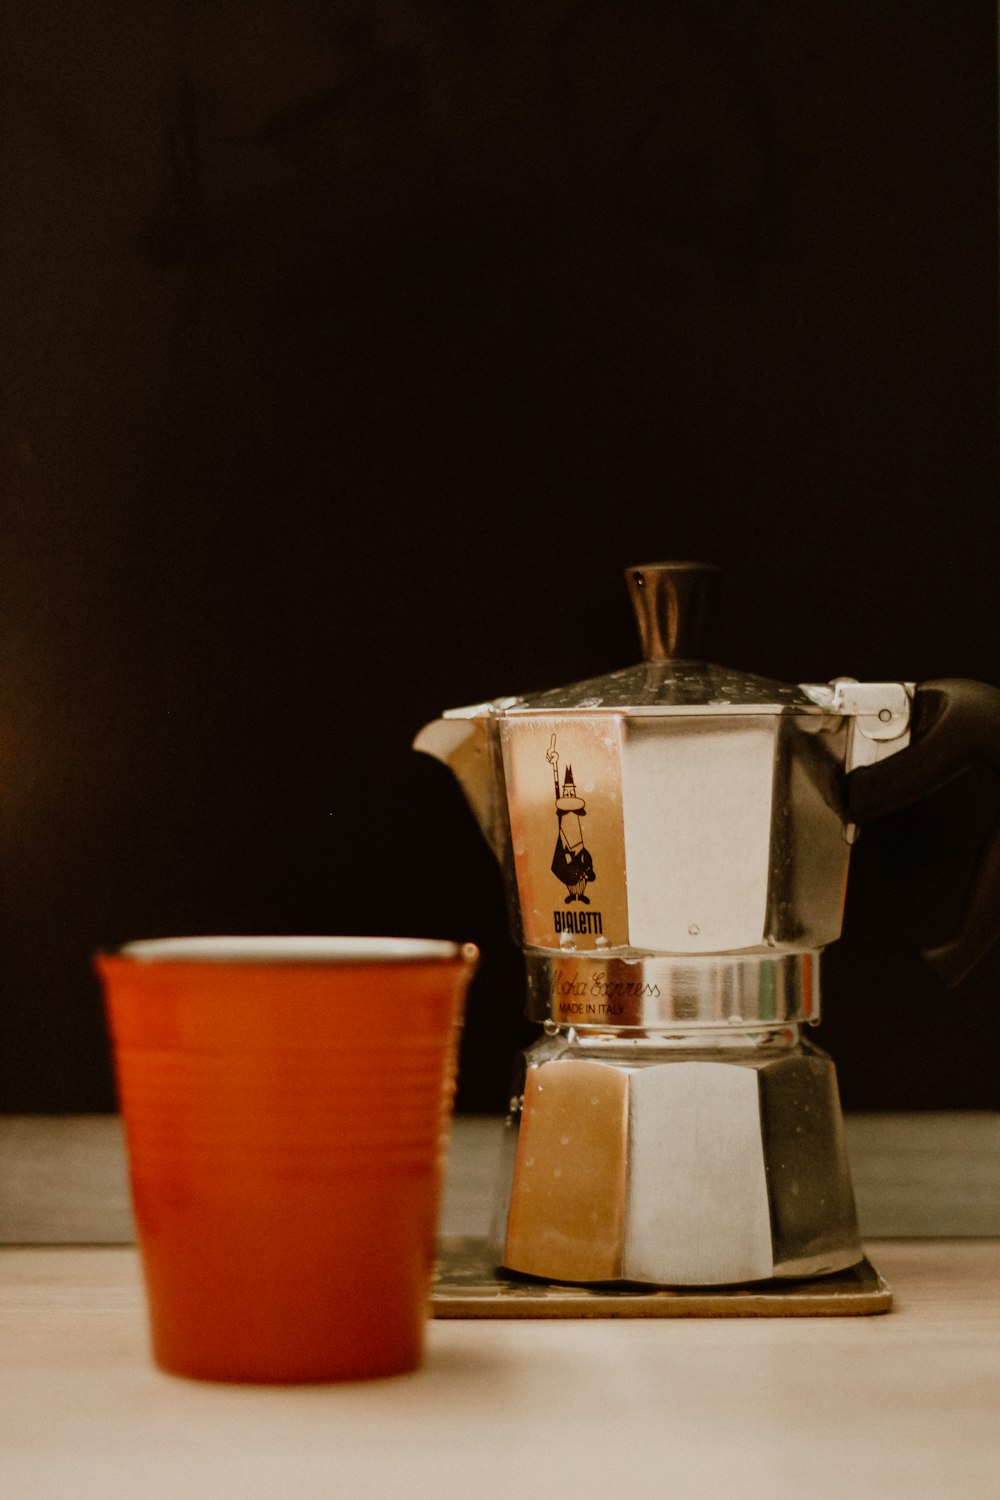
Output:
(546, 735), (603, 935)
(502, 714), (627, 951)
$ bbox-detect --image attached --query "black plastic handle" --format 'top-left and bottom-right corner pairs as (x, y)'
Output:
(845, 679), (1000, 987)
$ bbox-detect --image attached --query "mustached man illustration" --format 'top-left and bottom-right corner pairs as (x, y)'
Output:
(546, 734), (596, 903)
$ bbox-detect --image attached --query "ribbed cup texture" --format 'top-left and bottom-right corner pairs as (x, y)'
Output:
(98, 953), (474, 1383)
(115, 1039), (457, 1174)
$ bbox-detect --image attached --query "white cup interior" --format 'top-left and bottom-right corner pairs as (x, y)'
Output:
(118, 936), (464, 965)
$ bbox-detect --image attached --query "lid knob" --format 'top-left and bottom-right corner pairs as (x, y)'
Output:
(625, 562), (718, 663)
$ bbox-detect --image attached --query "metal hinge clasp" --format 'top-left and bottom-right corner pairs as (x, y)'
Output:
(800, 678), (914, 771)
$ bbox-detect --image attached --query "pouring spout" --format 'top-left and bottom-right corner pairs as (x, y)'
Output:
(413, 702), (509, 860)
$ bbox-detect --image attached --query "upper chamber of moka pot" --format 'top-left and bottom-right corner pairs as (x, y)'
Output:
(416, 561), (914, 1034)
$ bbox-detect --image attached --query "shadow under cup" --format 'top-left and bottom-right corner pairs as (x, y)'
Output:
(97, 936), (478, 1384)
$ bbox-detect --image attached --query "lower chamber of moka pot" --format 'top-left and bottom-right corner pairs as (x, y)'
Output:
(431, 1027), (891, 1319)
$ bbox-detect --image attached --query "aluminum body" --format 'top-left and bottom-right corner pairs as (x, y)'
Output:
(414, 564), (915, 1285)
(495, 1027), (861, 1286)
(417, 675), (912, 1028)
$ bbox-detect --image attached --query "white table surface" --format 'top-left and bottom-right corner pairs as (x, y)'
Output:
(1, 1118), (999, 1499)
(2, 1240), (999, 1500)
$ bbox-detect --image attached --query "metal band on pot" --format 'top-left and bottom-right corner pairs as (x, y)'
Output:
(525, 949), (821, 1031)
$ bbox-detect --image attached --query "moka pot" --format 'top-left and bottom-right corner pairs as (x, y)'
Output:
(415, 562), (1000, 1286)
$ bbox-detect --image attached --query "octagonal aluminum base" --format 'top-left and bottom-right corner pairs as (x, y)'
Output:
(495, 1035), (862, 1287)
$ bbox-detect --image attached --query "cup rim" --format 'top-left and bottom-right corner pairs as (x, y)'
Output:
(109, 936), (474, 966)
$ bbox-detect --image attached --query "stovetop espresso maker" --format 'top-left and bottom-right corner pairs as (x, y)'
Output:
(416, 562), (1000, 1286)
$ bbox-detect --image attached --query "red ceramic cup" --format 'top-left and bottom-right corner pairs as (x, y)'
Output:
(97, 936), (477, 1383)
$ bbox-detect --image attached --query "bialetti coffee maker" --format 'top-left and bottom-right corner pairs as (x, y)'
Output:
(416, 563), (1000, 1286)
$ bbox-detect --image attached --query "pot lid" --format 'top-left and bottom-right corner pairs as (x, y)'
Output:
(505, 563), (821, 716)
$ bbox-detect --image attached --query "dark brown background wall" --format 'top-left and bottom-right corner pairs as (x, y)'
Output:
(1, 2), (997, 1113)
